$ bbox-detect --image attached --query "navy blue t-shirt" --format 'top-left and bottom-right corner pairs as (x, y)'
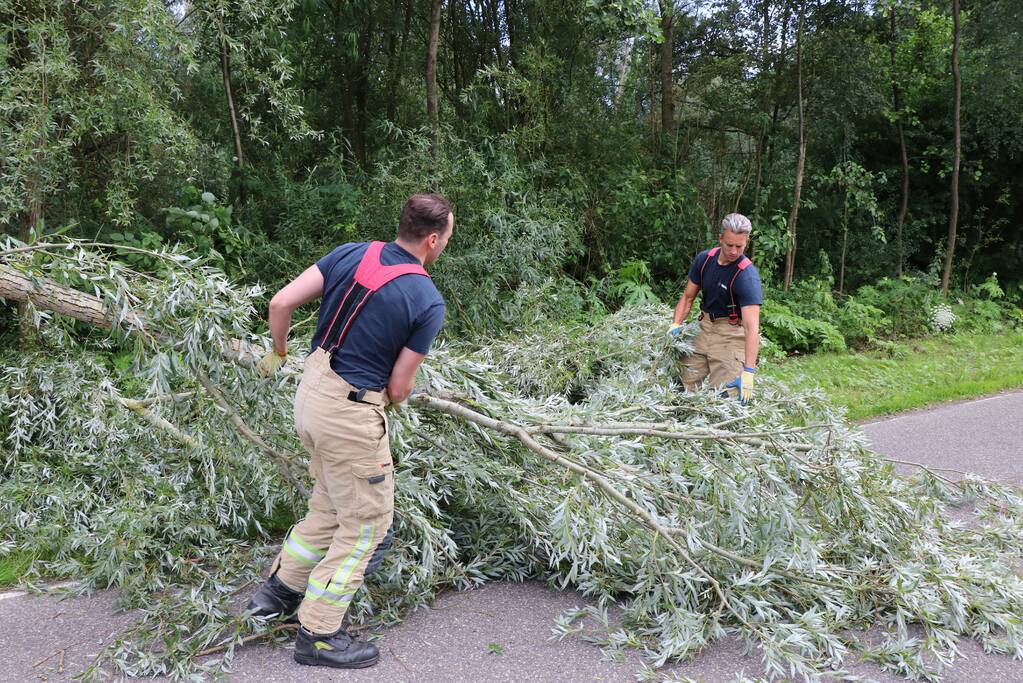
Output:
(311, 242), (446, 389)
(687, 249), (763, 319)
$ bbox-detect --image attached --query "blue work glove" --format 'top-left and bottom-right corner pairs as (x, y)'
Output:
(667, 323), (684, 337)
(724, 366), (755, 404)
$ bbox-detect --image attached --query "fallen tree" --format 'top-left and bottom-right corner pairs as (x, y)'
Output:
(2, 238), (1022, 681)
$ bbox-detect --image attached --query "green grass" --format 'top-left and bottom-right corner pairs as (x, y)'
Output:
(762, 330), (1023, 421)
(0, 552), (34, 588)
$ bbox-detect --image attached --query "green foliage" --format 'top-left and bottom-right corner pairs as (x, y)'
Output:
(103, 230), (165, 271)
(587, 167), (706, 289)
(832, 298), (890, 346)
(971, 272), (1005, 301)
(161, 190), (272, 280)
(0, 1), (211, 229)
(762, 277), (887, 353)
(950, 298), (1012, 335)
(499, 277), (608, 330)
(761, 300), (847, 354)
(855, 275), (941, 337)
(603, 259), (662, 308)
(0, 551), (34, 587)
(752, 212), (795, 285)
(354, 125), (584, 336)
(4, 244), (1023, 682)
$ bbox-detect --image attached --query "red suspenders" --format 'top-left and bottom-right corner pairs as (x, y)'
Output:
(318, 241), (429, 354)
(698, 247), (751, 325)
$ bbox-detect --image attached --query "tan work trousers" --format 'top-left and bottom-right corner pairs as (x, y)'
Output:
(269, 348), (394, 635)
(681, 316), (749, 392)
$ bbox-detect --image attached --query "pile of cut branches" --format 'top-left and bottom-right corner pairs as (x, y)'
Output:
(2, 239), (1022, 681)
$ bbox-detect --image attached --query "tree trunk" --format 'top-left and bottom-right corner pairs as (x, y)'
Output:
(1, 265), (140, 332)
(353, 10), (375, 165)
(941, 0), (961, 295)
(503, 0), (518, 71)
(783, 1), (806, 292)
(613, 38), (633, 110)
(19, 27), (48, 346)
(386, 0), (413, 122)
(753, 0), (771, 215)
(0, 263), (265, 367)
(426, 0), (442, 147)
(384, 0), (400, 120)
(890, 6), (909, 278)
(487, 0), (505, 67)
(218, 18), (246, 204)
(765, 0), (791, 174)
(658, 0), (675, 140)
(839, 192), (849, 294)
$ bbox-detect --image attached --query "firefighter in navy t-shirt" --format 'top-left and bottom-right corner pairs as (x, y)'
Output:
(247, 194), (452, 669)
(668, 213), (763, 403)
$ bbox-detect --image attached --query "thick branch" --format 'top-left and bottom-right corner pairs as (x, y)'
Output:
(0, 263), (142, 331)
(194, 372), (310, 498)
(0, 263), (294, 371)
(115, 396), (199, 447)
(530, 422), (816, 452)
(409, 393), (860, 630)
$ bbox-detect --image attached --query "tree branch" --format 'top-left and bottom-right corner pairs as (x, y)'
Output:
(194, 371), (310, 498)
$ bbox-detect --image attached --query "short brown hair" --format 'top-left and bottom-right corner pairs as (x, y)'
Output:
(397, 193), (453, 240)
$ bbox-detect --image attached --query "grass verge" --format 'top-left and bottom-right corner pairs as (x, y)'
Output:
(0, 552), (34, 588)
(763, 330), (1023, 421)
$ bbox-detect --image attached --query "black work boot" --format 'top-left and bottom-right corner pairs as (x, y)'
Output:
(245, 575), (303, 621)
(294, 626), (379, 669)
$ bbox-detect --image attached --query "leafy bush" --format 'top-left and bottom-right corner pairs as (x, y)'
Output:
(833, 298), (889, 345)
(761, 300), (847, 353)
(951, 299), (1005, 334)
(498, 277), (607, 330)
(358, 126), (584, 338)
(854, 275), (939, 337)
(599, 259), (662, 309)
(760, 277), (885, 352)
(160, 188), (276, 282)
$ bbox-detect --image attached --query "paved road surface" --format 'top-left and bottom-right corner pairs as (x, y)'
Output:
(4, 391), (1022, 682)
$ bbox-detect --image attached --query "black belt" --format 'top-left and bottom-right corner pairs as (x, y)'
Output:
(347, 388), (387, 406)
(700, 310), (741, 323)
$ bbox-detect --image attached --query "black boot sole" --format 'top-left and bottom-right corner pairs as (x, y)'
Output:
(294, 653), (380, 669)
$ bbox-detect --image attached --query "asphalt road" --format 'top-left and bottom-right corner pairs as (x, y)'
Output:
(3, 390), (1022, 683)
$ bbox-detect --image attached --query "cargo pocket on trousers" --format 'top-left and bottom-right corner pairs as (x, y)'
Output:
(352, 463), (393, 520)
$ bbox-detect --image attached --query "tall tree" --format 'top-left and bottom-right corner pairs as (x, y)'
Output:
(783, 0), (808, 291)
(658, 0), (675, 140)
(385, 0), (411, 123)
(941, 0), (962, 294)
(427, 0), (443, 146)
(217, 16), (246, 203)
(889, 4), (910, 277)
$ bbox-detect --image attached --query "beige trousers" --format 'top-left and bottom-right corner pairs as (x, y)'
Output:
(269, 348), (394, 635)
(682, 317), (748, 392)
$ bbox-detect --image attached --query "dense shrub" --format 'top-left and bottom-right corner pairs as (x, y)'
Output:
(855, 275), (940, 337)
(761, 300), (847, 353)
(761, 277), (886, 353)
